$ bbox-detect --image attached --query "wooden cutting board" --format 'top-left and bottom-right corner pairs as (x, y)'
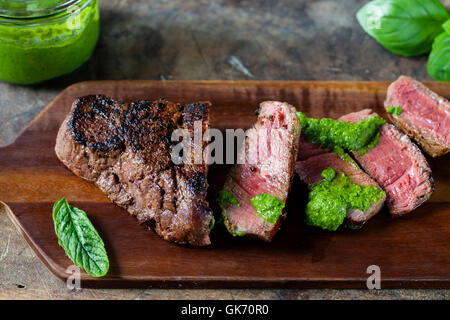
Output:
(1, 80), (449, 289)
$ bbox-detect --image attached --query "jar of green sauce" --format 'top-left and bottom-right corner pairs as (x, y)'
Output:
(0, 0), (99, 85)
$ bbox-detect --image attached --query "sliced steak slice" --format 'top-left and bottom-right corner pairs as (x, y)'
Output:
(219, 101), (301, 241)
(339, 109), (434, 216)
(385, 76), (450, 157)
(55, 95), (213, 246)
(296, 137), (328, 161)
(295, 139), (385, 227)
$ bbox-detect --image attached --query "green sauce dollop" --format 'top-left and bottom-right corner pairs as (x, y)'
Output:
(321, 167), (336, 181)
(217, 190), (241, 207)
(250, 193), (285, 224)
(217, 190), (245, 235)
(386, 106), (403, 116)
(296, 112), (385, 155)
(306, 168), (385, 231)
(332, 146), (359, 165)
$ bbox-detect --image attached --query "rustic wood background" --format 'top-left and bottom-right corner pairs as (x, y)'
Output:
(0, 0), (449, 300)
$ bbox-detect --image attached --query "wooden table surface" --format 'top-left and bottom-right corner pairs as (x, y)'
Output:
(0, 0), (449, 300)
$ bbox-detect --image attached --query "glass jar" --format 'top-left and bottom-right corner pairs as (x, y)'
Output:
(0, 0), (99, 85)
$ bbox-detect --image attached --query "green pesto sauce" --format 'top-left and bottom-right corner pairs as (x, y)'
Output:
(296, 112), (385, 155)
(305, 168), (385, 231)
(250, 193), (285, 224)
(217, 190), (245, 236)
(217, 190), (240, 207)
(356, 131), (381, 156)
(0, 0), (100, 84)
(321, 167), (336, 181)
(333, 146), (359, 166)
(386, 106), (403, 116)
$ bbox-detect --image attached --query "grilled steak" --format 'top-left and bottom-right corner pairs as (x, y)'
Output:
(295, 138), (385, 227)
(219, 101), (301, 241)
(55, 95), (213, 246)
(339, 109), (434, 216)
(385, 76), (450, 157)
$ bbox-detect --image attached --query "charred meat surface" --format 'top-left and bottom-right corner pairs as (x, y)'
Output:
(339, 109), (434, 216)
(55, 95), (213, 246)
(219, 101), (301, 241)
(295, 138), (386, 228)
(385, 76), (450, 157)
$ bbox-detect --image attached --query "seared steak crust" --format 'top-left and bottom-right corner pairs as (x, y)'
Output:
(389, 118), (449, 158)
(55, 95), (213, 246)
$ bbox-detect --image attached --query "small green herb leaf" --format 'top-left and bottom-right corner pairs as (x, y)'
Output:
(427, 32), (450, 81)
(443, 19), (450, 34)
(356, 0), (450, 56)
(53, 198), (109, 277)
(386, 106), (403, 116)
(250, 193), (285, 224)
(217, 190), (240, 207)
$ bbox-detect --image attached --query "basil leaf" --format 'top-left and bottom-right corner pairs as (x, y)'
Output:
(53, 198), (109, 277)
(427, 32), (450, 81)
(356, 0), (450, 56)
(443, 19), (450, 34)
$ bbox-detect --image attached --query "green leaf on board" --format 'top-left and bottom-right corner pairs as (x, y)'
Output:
(53, 198), (109, 277)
